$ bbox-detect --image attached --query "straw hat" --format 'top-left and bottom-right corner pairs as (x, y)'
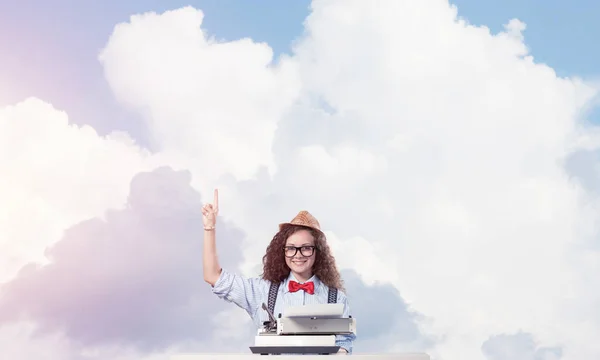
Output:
(279, 210), (322, 232)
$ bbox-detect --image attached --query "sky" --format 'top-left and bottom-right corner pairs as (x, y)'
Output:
(1, 1), (600, 359)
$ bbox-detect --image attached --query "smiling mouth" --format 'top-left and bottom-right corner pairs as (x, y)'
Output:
(292, 260), (307, 264)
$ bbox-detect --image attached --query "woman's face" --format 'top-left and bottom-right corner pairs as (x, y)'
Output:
(284, 229), (317, 281)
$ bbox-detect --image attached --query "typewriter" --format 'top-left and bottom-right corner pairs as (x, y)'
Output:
(250, 303), (356, 355)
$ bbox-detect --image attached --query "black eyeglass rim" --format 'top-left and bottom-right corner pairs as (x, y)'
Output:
(283, 245), (317, 257)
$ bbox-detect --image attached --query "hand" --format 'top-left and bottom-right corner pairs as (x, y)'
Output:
(337, 348), (348, 355)
(202, 189), (219, 230)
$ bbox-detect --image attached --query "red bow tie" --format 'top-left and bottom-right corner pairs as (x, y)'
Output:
(288, 280), (315, 295)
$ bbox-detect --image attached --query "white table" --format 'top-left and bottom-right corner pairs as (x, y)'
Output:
(170, 354), (431, 360)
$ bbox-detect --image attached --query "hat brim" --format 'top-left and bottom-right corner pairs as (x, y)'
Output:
(278, 222), (322, 233)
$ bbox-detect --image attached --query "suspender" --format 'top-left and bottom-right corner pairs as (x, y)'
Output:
(267, 281), (338, 317)
(328, 287), (338, 303)
(268, 282), (280, 317)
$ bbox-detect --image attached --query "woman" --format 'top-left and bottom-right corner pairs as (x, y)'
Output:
(202, 189), (355, 354)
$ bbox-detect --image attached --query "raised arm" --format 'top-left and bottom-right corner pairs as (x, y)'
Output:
(202, 189), (221, 286)
(202, 189), (266, 317)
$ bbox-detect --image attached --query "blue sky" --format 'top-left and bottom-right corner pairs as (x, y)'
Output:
(453, 0), (600, 78)
(1, 0), (598, 139)
(3, 2), (600, 358)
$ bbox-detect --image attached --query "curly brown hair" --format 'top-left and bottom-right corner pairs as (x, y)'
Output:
(261, 224), (344, 291)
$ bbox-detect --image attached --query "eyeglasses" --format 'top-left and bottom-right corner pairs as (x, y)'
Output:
(284, 245), (316, 258)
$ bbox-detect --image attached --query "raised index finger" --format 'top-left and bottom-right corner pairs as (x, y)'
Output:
(213, 189), (219, 208)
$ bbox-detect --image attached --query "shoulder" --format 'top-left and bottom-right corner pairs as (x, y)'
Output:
(318, 282), (347, 303)
(252, 274), (276, 288)
(322, 286), (349, 305)
(256, 275), (288, 293)
(262, 278), (283, 289)
(334, 287), (349, 303)
(218, 268), (273, 289)
(313, 277), (341, 294)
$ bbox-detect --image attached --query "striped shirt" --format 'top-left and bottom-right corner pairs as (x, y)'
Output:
(212, 268), (356, 353)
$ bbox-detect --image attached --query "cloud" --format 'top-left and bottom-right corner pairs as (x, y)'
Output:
(98, 7), (302, 184)
(340, 269), (433, 353)
(482, 332), (563, 360)
(5, 0), (600, 359)
(0, 97), (167, 284)
(0, 167), (248, 353)
(96, 2), (600, 359)
(565, 149), (600, 193)
(0, 322), (80, 360)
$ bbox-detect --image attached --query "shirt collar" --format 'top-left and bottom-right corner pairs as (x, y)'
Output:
(283, 272), (323, 293)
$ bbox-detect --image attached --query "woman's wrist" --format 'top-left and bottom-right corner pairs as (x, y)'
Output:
(204, 225), (215, 231)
